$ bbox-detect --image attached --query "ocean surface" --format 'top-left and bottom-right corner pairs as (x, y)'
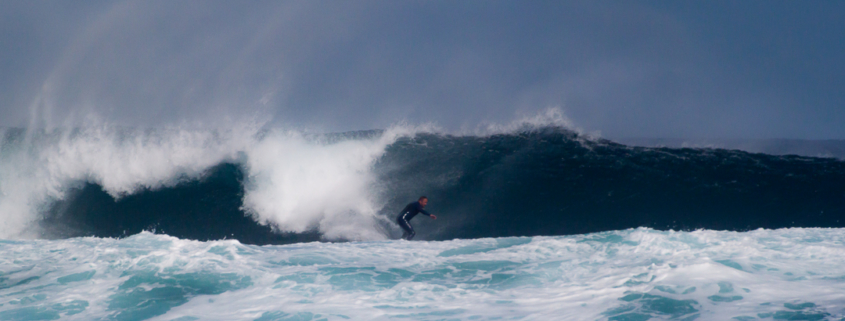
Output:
(2, 229), (844, 320)
(1, 125), (844, 320)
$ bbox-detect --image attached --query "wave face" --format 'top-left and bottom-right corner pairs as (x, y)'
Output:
(1, 229), (844, 320)
(3, 126), (845, 243)
(376, 129), (845, 240)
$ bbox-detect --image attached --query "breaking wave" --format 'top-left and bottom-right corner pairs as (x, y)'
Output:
(1, 117), (843, 243)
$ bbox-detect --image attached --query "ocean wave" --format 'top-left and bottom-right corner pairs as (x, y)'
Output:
(2, 122), (844, 243)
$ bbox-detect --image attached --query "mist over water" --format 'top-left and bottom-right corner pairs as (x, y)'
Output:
(3, 2), (845, 319)
(6, 2), (845, 138)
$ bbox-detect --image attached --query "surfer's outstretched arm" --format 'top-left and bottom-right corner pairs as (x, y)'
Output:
(418, 207), (436, 219)
(419, 208), (434, 218)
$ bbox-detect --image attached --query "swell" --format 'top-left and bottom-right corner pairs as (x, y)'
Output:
(39, 127), (845, 244)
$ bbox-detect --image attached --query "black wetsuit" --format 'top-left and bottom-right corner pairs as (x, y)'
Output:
(396, 201), (431, 240)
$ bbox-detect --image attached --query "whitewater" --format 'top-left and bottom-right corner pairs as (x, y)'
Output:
(1, 228), (844, 320)
(0, 123), (425, 241)
(1, 114), (845, 320)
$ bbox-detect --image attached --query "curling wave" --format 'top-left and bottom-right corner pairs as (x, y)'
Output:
(1, 124), (844, 243)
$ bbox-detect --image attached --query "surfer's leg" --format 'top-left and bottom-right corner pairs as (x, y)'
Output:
(397, 216), (415, 240)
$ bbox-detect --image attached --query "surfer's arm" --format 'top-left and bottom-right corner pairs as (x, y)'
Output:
(419, 207), (436, 219)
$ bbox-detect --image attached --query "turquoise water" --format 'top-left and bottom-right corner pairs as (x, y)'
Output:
(1, 228), (844, 320)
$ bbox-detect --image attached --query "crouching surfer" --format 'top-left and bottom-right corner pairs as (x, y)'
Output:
(397, 196), (437, 240)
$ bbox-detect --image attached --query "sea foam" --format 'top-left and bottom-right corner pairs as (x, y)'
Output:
(1, 228), (843, 320)
(0, 124), (425, 240)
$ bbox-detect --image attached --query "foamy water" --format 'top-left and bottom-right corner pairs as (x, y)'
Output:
(1, 228), (843, 320)
(0, 125), (425, 240)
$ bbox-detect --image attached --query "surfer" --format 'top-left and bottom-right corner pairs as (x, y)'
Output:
(397, 196), (437, 240)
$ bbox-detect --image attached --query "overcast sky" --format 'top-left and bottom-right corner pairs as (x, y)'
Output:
(1, 1), (843, 139)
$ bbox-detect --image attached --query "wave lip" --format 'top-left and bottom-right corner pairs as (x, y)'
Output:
(0, 125), (255, 239)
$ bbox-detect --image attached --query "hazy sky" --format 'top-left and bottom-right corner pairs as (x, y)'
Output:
(1, 1), (843, 139)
